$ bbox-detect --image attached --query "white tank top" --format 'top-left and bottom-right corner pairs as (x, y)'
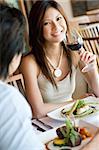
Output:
(37, 66), (77, 103)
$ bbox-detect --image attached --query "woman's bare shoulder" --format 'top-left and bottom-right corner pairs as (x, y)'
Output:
(21, 54), (36, 65)
(20, 54), (40, 76)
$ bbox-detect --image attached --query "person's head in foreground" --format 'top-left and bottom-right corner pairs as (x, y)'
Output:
(0, 2), (25, 79)
(0, 2), (45, 150)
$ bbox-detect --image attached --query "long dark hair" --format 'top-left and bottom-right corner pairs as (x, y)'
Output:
(29, 0), (72, 87)
(0, 3), (26, 79)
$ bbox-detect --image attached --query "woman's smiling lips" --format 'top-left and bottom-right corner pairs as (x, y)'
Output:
(52, 30), (63, 37)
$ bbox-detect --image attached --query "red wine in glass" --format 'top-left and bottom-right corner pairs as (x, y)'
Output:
(64, 31), (94, 72)
(66, 43), (82, 51)
(65, 30), (83, 51)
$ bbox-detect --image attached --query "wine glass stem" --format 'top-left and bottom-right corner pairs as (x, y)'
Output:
(82, 63), (95, 72)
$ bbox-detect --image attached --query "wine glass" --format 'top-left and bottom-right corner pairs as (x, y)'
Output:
(66, 29), (83, 51)
(63, 30), (95, 72)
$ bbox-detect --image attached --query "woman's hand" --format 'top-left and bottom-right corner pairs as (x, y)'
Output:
(77, 93), (96, 99)
(79, 49), (99, 97)
(79, 50), (97, 72)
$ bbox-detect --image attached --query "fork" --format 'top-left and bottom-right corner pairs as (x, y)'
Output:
(32, 122), (46, 132)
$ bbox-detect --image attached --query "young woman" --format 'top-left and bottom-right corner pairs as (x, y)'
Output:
(0, 3), (45, 150)
(20, 0), (99, 118)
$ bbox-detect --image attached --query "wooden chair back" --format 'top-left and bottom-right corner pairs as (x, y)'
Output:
(7, 73), (25, 97)
(79, 23), (99, 38)
(79, 23), (99, 71)
(83, 37), (99, 70)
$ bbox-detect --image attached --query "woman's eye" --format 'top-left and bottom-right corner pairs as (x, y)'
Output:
(56, 16), (62, 21)
(43, 22), (50, 26)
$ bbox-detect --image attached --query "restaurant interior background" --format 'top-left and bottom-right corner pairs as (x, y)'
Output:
(4, 0), (99, 19)
(3, 0), (99, 98)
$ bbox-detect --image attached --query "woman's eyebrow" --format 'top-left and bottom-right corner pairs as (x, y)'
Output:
(43, 14), (62, 22)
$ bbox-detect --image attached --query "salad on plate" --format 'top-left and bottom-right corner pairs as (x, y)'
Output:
(46, 118), (93, 150)
(61, 99), (99, 118)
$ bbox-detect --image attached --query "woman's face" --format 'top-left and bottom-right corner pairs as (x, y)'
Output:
(9, 54), (22, 76)
(43, 7), (67, 44)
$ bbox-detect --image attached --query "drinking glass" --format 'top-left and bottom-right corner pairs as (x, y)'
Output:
(63, 30), (95, 72)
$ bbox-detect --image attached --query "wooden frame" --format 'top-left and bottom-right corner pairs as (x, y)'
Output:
(79, 23), (99, 71)
(83, 37), (99, 70)
(7, 73), (25, 96)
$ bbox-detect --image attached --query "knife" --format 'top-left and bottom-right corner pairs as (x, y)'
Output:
(32, 122), (46, 132)
(36, 119), (53, 129)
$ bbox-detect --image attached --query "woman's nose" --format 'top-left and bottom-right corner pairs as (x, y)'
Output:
(52, 21), (60, 31)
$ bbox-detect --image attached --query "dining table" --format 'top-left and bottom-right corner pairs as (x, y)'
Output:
(32, 96), (99, 132)
(32, 96), (99, 149)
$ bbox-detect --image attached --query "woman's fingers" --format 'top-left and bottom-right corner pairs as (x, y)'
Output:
(85, 93), (96, 97)
(79, 51), (96, 64)
(87, 54), (96, 64)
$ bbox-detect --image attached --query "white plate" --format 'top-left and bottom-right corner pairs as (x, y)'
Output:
(38, 120), (98, 150)
(47, 96), (99, 121)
